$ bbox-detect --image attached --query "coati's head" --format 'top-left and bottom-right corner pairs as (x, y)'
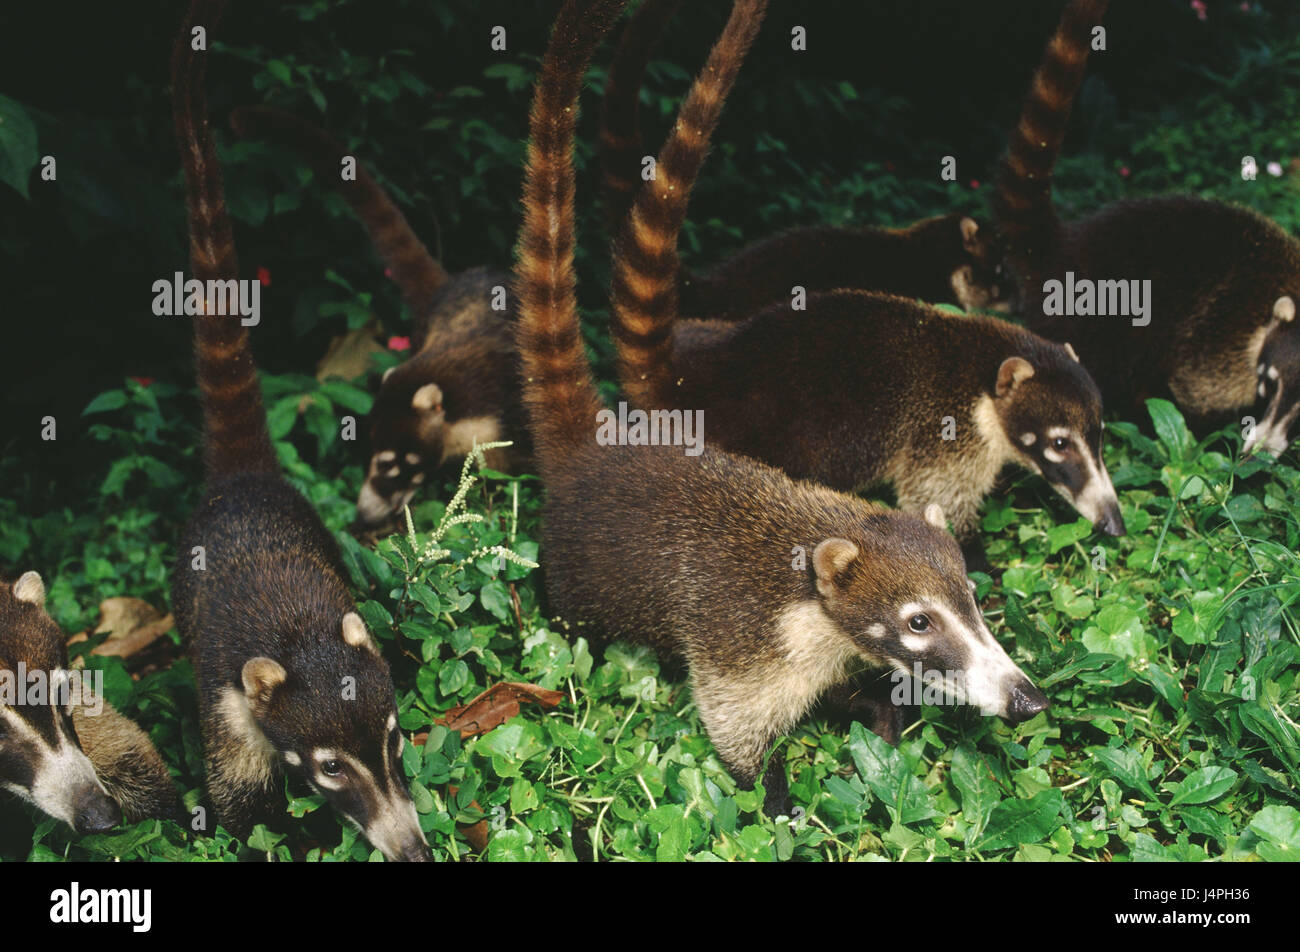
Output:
(0, 572), (121, 834)
(234, 612), (431, 861)
(356, 360), (445, 527)
(812, 505), (1048, 722)
(950, 216), (1012, 313)
(1245, 295), (1300, 458)
(990, 344), (1126, 536)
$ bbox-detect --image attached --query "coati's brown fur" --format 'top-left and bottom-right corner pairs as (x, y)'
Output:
(516, 0), (1047, 814)
(994, 0), (1300, 451)
(228, 106), (527, 526)
(1, 572), (178, 830)
(169, 0), (429, 861)
(607, 0), (1124, 547)
(598, 0), (1007, 316)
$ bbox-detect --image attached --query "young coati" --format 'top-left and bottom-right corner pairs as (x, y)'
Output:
(1, 572), (177, 830)
(598, 0), (1009, 316)
(607, 2), (1124, 548)
(994, 0), (1300, 455)
(517, 0), (1048, 814)
(169, 0), (430, 861)
(228, 106), (527, 527)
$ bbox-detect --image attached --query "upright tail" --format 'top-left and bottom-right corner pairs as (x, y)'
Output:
(229, 106), (450, 338)
(172, 0), (277, 478)
(598, 0), (682, 233)
(514, 0), (629, 475)
(610, 0), (767, 407)
(993, 0), (1110, 281)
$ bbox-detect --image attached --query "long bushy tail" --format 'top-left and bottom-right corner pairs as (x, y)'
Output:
(514, 0), (629, 474)
(172, 0), (277, 478)
(993, 0), (1110, 280)
(229, 106), (450, 335)
(598, 0), (681, 233)
(610, 0), (767, 407)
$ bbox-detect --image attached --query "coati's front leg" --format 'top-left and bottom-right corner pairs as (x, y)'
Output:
(819, 672), (908, 744)
(201, 706), (282, 842)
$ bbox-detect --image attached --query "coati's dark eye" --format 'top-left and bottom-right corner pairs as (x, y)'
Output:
(321, 760), (343, 777)
(1051, 436), (1069, 451)
(908, 613), (932, 633)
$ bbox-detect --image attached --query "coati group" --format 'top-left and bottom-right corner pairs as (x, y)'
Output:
(5, 0), (1297, 856)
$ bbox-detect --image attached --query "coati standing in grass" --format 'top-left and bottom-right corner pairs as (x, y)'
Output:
(598, 0), (1009, 316)
(607, 3), (1124, 549)
(228, 106), (528, 527)
(994, 0), (1300, 455)
(1, 572), (178, 830)
(169, 0), (430, 861)
(517, 0), (1048, 814)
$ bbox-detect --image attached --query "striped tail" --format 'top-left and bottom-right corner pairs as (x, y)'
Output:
(514, 0), (629, 475)
(598, 0), (682, 233)
(229, 106), (450, 340)
(994, 0), (1110, 281)
(610, 0), (767, 407)
(172, 0), (277, 479)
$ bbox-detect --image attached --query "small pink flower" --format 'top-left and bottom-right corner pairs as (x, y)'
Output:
(387, 336), (411, 352)
(130, 376), (154, 388)
(969, 179), (980, 189)
(1119, 165), (1131, 178)
(257, 266), (271, 286)
(384, 268), (393, 279)
(1240, 1), (1250, 10)
(1268, 161), (1283, 177)
(1190, 0), (1207, 19)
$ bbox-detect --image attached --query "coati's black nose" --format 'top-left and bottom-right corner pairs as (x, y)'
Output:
(1096, 505), (1126, 537)
(398, 838), (434, 862)
(1004, 683), (1049, 724)
(74, 792), (121, 834)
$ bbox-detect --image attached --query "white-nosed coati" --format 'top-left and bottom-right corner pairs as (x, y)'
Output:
(607, 2), (1124, 551)
(228, 106), (527, 527)
(598, 0), (1009, 316)
(517, 0), (1048, 815)
(994, 0), (1300, 456)
(1, 573), (178, 831)
(169, 0), (430, 861)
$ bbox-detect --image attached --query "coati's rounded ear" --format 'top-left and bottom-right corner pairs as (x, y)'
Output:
(382, 366), (397, 384)
(1063, 342), (1080, 363)
(411, 383), (444, 413)
(812, 538), (860, 598)
(241, 657), (287, 713)
(995, 356), (1035, 397)
(923, 503), (947, 531)
(1274, 295), (1295, 323)
(959, 216), (980, 250)
(13, 571), (45, 607)
(341, 611), (379, 655)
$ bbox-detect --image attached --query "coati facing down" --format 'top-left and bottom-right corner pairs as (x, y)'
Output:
(995, 0), (1300, 455)
(169, 0), (429, 861)
(228, 106), (527, 527)
(598, 0), (1008, 316)
(517, 0), (1048, 813)
(607, 2), (1124, 547)
(1, 573), (177, 830)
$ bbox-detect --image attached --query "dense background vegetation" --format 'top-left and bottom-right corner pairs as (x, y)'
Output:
(1, 0), (1298, 860)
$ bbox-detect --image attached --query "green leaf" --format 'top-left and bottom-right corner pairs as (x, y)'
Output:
(0, 94), (39, 198)
(1249, 805), (1300, 861)
(976, 789), (1065, 851)
(846, 723), (939, 826)
(949, 744), (999, 835)
(82, 390), (127, 415)
(1086, 745), (1160, 801)
(1169, 766), (1237, 806)
(1146, 399), (1192, 460)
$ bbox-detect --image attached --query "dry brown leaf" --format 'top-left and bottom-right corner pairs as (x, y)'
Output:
(68, 597), (174, 661)
(315, 318), (386, 383)
(433, 681), (566, 739)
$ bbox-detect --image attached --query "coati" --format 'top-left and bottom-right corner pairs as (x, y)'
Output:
(598, 0), (1009, 316)
(228, 106), (528, 527)
(607, 3), (1124, 549)
(1, 572), (178, 830)
(994, 0), (1300, 455)
(169, 0), (430, 861)
(516, 0), (1048, 814)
